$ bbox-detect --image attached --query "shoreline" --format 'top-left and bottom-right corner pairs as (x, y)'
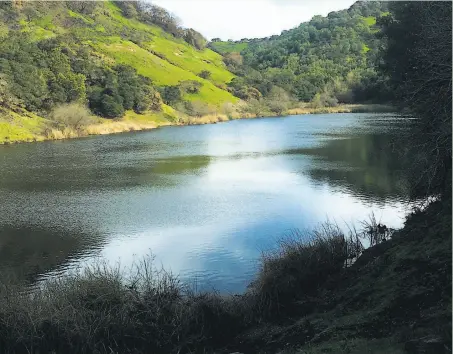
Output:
(0, 104), (395, 145)
(0, 200), (449, 353)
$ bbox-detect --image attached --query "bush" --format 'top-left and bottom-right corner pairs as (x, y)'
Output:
(179, 100), (215, 117)
(50, 103), (93, 131)
(248, 223), (363, 318)
(310, 92), (338, 108)
(160, 86), (182, 105)
(179, 80), (203, 94)
(198, 70), (211, 80)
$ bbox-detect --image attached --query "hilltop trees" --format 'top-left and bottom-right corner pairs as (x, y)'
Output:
(114, 1), (207, 50)
(213, 2), (390, 106)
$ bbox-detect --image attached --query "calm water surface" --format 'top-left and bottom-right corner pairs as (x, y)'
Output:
(0, 113), (411, 293)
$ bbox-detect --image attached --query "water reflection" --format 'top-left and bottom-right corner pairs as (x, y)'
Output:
(293, 134), (409, 203)
(0, 114), (412, 292)
(0, 225), (104, 282)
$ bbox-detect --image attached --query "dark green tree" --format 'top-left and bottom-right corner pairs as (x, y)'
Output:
(160, 86), (182, 105)
(381, 2), (452, 200)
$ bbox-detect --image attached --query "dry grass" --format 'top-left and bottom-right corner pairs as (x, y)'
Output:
(182, 113), (230, 125)
(86, 120), (160, 135)
(0, 256), (247, 354)
(287, 104), (395, 115)
(43, 121), (161, 140)
(0, 222), (369, 354)
(2, 103), (395, 145)
(248, 222), (365, 318)
(0, 207), (446, 354)
(45, 127), (79, 140)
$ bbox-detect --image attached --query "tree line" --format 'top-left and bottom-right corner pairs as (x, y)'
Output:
(113, 1), (207, 50)
(210, 2), (391, 109)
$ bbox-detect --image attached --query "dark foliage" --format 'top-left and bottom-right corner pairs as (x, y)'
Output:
(380, 2), (452, 200)
(160, 86), (182, 105)
(216, 2), (391, 104)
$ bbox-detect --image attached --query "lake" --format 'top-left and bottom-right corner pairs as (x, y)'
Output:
(0, 113), (411, 293)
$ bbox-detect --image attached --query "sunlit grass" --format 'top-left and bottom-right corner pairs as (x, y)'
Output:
(0, 110), (48, 144)
(363, 16), (377, 26)
(210, 41), (249, 54)
(98, 41), (238, 106)
(142, 38), (235, 85)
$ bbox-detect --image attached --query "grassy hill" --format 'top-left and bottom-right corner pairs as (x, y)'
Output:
(0, 1), (238, 143)
(209, 40), (249, 55)
(209, 2), (391, 108)
(0, 1), (394, 145)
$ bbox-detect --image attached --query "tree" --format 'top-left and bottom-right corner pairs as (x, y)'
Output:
(134, 86), (162, 113)
(161, 86), (181, 105)
(114, 1), (139, 18)
(183, 29), (207, 50)
(267, 86), (292, 114)
(66, 1), (97, 15)
(381, 2), (452, 200)
(100, 94), (124, 118)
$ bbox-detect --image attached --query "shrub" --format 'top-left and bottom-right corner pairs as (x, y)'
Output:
(179, 80), (203, 94)
(0, 256), (247, 354)
(310, 92), (339, 108)
(50, 103), (93, 132)
(248, 223), (363, 318)
(179, 100), (215, 117)
(198, 70), (211, 80)
(160, 86), (182, 105)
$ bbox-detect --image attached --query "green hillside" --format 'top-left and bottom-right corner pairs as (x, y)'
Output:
(0, 1), (393, 144)
(210, 2), (390, 106)
(209, 40), (249, 55)
(0, 1), (238, 143)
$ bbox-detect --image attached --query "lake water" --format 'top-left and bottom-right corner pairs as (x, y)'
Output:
(0, 113), (411, 293)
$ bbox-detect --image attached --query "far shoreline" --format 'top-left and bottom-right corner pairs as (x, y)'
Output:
(0, 103), (396, 146)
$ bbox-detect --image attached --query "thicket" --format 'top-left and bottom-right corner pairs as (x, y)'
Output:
(380, 1), (452, 201)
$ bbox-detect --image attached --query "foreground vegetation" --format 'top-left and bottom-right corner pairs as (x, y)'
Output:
(0, 201), (450, 354)
(0, 1), (450, 353)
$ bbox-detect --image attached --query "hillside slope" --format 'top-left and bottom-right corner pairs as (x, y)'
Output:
(0, 1), (238, 143)
(0, 1), (394, 145)
(209, 1), (390, 105)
